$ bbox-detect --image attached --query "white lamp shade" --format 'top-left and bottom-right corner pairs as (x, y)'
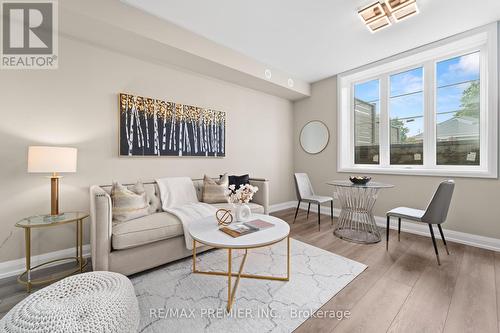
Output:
(27, 146), (78, 173)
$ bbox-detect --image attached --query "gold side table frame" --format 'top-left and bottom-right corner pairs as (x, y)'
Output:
(192, 236), (290, 312)
(15, 212), (89, 293)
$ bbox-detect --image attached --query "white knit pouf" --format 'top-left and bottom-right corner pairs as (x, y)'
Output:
(0, 271), (139, 333)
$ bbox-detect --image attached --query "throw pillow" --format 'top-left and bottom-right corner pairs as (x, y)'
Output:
(225, 174), (250, 190)
(203, 174), (229, 204)
(111, 181), (150, 222)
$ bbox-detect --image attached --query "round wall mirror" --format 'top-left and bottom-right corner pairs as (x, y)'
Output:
(300, 120), (330, 154)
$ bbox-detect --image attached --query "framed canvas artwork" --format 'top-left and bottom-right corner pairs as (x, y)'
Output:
(119, 93), (225, 157)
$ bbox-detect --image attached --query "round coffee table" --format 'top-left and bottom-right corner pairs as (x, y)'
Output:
(189, 214), (290, 312)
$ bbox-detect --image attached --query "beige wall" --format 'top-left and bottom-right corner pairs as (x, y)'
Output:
(0, 36), (295, 262)
(293, 76), (500, 239)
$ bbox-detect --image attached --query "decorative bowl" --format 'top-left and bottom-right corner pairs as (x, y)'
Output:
(349, 176), (371, 185)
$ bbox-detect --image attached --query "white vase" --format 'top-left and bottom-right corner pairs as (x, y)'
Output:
(233, 203), (251, 222)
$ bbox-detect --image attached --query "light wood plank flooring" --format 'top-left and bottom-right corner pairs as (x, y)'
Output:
(273, 208), (499, 333)
(0, 207), (498, 333)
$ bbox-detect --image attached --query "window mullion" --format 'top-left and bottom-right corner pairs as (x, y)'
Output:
(379, 75), (390, 167)
(423, 61), (436, 168)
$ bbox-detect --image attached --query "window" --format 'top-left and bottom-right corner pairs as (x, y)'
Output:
(338, 25), (498, 178)
(389, 67), (424, 165)
(354, 79), (380, 164)
(436, 52), (480, 165)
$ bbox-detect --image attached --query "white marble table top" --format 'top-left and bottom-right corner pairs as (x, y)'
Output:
(189, 214), (290, 249)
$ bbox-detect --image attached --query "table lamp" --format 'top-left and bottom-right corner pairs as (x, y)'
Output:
(27, 146), (78, 216)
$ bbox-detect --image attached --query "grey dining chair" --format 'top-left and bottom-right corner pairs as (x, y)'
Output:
(386, 180), (455, 265)
(293, 173), (334, 231)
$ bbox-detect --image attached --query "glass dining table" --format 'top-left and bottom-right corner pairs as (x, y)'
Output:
(327, 181), (394, 244)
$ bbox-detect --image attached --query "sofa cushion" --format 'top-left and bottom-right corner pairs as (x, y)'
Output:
(103, 183), (162, 215)
(226, 174), (250, 190)
(112, 212), (183, 250)
(202, 174), (229, 204)
(110, 182), (150, 222)
(211, 202), (265, 215)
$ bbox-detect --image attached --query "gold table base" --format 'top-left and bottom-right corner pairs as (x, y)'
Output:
(19, 218), (87, 293)
(192, 236), (290, 312)
(17, 257), (88, 289)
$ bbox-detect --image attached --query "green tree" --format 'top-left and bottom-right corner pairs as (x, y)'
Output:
(391, 118), (410, 143)
(456, 81), (479, 118)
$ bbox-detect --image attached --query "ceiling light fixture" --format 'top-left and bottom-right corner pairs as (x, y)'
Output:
(358, 0), (419, 33)
(264, 69), (272, 80)
(386, 0), (419, 22)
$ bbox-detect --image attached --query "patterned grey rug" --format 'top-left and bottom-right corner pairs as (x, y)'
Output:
(131, 238), (366, 333)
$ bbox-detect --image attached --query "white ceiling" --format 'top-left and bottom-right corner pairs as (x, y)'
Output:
(122, 0), (500, 83)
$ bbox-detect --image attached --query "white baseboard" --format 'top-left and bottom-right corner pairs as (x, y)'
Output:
(2, 201), (498, 280)
(0, 244), (91, 280)
(269, 201), (298, 213)
(270, 200), (500, 252)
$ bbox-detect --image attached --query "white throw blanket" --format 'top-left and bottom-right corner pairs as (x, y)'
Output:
(156, 177), (216, 249)
(156, 177), (199, 209)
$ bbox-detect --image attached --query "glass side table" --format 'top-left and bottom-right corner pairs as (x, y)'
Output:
(15, 212), (89, 292)
(327, 181), (394, 244)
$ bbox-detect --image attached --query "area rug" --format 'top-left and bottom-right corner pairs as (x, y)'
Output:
(131, 238), (366, 333)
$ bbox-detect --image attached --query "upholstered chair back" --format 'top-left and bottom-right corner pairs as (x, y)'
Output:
(294, 173), (315, 200)
(422, 180), (455, 224)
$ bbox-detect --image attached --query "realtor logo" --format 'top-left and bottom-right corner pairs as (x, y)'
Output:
(1, 0), (58, 69)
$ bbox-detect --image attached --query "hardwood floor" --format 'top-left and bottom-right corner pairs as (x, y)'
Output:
(272, 208), (499, 333)
(0, 208), (498, 333)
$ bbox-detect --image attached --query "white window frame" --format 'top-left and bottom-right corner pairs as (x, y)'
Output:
(338, 23), (498, 178)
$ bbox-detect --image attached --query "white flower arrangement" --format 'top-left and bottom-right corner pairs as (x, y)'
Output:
(225, 184), (259, 204)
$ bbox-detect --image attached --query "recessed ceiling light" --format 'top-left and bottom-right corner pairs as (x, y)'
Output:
(358, 0), (419, 32)
(264, 69), (272, 80)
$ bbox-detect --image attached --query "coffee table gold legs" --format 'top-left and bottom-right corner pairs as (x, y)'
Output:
(192, 236), (291, 312)
(227, 248), (248, 312)
(192, 239), (197, 272)
(287, 235), (290, 280)
(227, 249), (232, 311)
(24, 228), (31, 293)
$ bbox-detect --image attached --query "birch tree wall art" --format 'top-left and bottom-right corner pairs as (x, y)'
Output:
(119, 93), (226, 157)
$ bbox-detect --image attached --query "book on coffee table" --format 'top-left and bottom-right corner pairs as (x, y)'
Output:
(219, 219), (275, 238)
(243, 219), (275, 230)
(220, 224), (256, 238)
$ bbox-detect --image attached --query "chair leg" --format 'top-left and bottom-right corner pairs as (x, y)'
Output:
(428, 224), (441, 265)
(293, 200), (300, 223)
(398, 218), (401, 241)
(307, 203), (311, 220)
(437, 224), (450, 255)
(317, 203), (321, 231)
(330, 200), (334, 225)
(386, 216), (390, 251)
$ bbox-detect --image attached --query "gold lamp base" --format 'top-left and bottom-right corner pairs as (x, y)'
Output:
(50, 173), (61, 216)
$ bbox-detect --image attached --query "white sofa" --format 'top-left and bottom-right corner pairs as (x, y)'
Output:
(89, 178), (269, 276)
